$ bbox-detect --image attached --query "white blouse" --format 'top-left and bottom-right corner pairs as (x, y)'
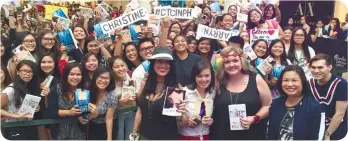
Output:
(178, 87), (216, 136)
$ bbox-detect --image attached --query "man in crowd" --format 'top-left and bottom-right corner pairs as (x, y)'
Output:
(309, 54), (348, 140)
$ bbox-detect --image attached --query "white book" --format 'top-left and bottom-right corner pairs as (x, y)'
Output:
(121, 86), (136, 100)
(243, 45), (257, 60)
(17, 50), (36, 63)
(17, 94), (41, 118)
(257, 56), (274, 75)
(40, 76), (54, 96)
(229, 104), (247, 130)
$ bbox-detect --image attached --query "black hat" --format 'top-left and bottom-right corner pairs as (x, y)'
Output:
(150, 46), (173, 61)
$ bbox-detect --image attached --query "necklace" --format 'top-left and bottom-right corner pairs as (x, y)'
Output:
(147, 90), (164, 119)
(229, 92), (239, 105)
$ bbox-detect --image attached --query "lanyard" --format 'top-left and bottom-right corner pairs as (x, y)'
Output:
(229, 92), (239, 105)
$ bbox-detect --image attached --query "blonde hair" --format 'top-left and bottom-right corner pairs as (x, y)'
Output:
(215, 47), (255, 89)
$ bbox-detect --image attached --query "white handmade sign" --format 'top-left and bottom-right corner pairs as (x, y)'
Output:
(249, 29), (279, 46)
(237, 13), (248, 23)
(18, 94), (41, 118)
(196, 24), (239, 41)
(99, 8), (149, 34)
(153, 7), (200, 19)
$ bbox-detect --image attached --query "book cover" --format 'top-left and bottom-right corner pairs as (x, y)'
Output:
(243, 45), (257, 60)
(229, 104), (247, 130)
(17, 94), (41, 118)
(40, 75), (54, 96)
(162, 87), (186, 117)
(256, 56), (274, 75)
(121, 86), (136, 100)
(192, 99), (213, 121)
(121, 30), (132, 43)
(75, 89), (90, 113)
(57, 29), (78, 52)
(17, 50), (36, 63)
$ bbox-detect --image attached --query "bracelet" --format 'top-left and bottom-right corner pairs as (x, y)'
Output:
(253, 115), (260, 123)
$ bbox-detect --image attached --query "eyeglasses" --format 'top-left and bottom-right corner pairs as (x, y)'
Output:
(294, 34), (305, 38)
(19, 69), (33, 75)
(140, 46), (154, 53)
(98, 76), (110, 81)
(23, 40), (36, 44)
(42, 37), (55, 41)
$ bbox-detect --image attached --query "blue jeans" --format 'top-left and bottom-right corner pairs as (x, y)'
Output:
(117, 111), (136, 140)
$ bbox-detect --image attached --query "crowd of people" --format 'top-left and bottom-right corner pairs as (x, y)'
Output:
(0, 0), (347, 140)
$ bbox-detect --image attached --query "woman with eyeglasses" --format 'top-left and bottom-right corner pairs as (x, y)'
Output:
(179, 60), (215, 140)
(267, 65), (324, 140)
(211, 47), (272, 140)
(109, 57), (137, 140)
(1, 60), (40, 140)
(9, 32), (38, 79)
(287, 27), (315, 68)
(87, 66), (118, 140)
(37, 29), (60, 59)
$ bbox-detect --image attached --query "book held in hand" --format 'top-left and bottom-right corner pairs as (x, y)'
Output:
(121, 86), (136, 100)
(192, 99), (213, 121)
(18, 94), (41, 119)
(162, 87), (186, 117)
(75, 89), (90, 113)
(229, 104), (247, 130)
(256, 56), (274, 75)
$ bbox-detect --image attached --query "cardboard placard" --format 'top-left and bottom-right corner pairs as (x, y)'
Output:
(44, 5), (68, 20)
(153, 7), (200, 19)
(98, 8), (149, 34)
(196, 24), (239, 41)
(249, 29), (279, 46)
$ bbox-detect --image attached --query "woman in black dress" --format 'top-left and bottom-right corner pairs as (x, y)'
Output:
(211, 47), (272, 140)
(132, 46), (188, 140)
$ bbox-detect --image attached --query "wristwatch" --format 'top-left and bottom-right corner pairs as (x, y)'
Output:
(325, 131), (330, 136)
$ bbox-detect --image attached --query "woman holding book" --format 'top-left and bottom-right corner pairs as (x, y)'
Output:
(263, 39), (290, 100)
(250, 39), (269, 68)
(88, 66), (118, 140)
(287, 27), (316, 68)
(132, 46), (188, 140)
(1, 60), (40, 140)
(108, 57), (136, 140)
(179, 60), (215, 140)
(210, 47), (272, 140)
(267, 65), (324, 140)
(46, 62), (97, 140)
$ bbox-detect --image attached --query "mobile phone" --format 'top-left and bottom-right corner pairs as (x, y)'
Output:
(193, 118), (202, 124)
(82, 113), (88, 120)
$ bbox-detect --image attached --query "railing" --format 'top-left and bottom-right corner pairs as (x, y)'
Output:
(1, 106), (138, 128)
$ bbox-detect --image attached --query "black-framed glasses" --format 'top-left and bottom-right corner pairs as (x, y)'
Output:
(23, 40), (36, 44)
(19, 69), (33, 75)
(140, 46), (154, 53)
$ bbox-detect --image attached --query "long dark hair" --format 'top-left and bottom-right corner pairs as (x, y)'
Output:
(90, 66), (115, 104)
(142, 60), (177, 96)
(168, 22), (183, 35)
(13, 60), (40, 108)
(172, 35), (188, 53)
(247, 9), (266, 29)
(83, 36), (101, 55)
(268, 39), (289, 66)
(187, 60), (215, 93)
(38, 55), (60, 83)
(287, 27), (311, 64)
(263, 4), (276, 19)
(60, 62), (85, 97)
(12, 32), (37, 52)
(81, 53), (100, 88)
(37, 29), (59, 59)
(1, 65), (12, 88)
(277, 65), (310, 97)
(228, 5), (238, 22)
(122, 42), (143, 70)
(108, 56), (127, 80)
(251, 39), (269, 58)
(195, 37), (213, 62)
